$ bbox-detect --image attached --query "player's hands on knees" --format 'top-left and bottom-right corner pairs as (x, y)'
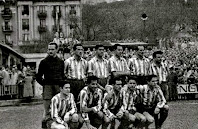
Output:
(116, 111), (123, 119)
(124, 110), (129, 118)
(154, 107), (160, 114)
(128, 114), (136, 122)
(92, 107), (98, 113)
(110, 114), (116, 121)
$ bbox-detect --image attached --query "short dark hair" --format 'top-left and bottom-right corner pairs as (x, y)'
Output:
(113, 44), (122, 51)
(153, 51), (163, 58)
(95, 45), (104, 50)
(49, 42), (58, 49)
(60, 81), (70, 88)
(87, 75), (98, 84)
(73, 44), (83, 51)
(146, 75), (158, 82)
(110, 77), (122, 85)
(128, 75), (138, 82)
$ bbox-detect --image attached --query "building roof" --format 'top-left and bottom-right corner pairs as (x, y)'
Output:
(0, 43), (25, 59)
(17, 0), (81, 1)
(22, 53), (47, 59)
(110, 42), (148, 46)
(82, 41), (112, 47)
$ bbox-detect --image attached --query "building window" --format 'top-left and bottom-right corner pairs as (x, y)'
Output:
(3, 21), (11, 30)
(5, 34), (11, 42)
(22, 5), (29, 15)
(40, 19), (46, 27)
(39, 6), (45, 12)
(22, 19), (29, 30)
(22, 34), (29, 41)
(69, 5), (76, 16)
(10, 57), (15, 67)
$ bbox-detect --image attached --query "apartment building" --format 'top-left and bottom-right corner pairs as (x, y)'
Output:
(0, 0), (81, 47)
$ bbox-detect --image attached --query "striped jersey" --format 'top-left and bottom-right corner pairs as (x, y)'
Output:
(121, 85), (142, 112)
(108, 55), (130, 72)
(141, 84), (166, 108)
(128, 57), (150, 76)
(79, 86), (103, 121)
(50, 93), (77, 124)
(64, 56), (88, 80)
(149, 61), (168, 83)
(103, 88), (123, 118)
(88, 56), (109, 78)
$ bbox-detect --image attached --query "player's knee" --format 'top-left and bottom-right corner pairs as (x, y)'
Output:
(164, 105), (169, 111)
(129, 114), (136, 122)
(104, 116), (111, 123)
(51, 122), (66, 129)
(141, 116), (147, 123)
(71, 113), (79, 122)
(146, 116), (154, 123)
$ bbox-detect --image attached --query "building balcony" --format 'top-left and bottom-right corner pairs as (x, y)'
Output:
(52, 10), (61, 19)
(1, 8), (12, 20)
(38, 25), (47, 33)
(2, 25), (13, 33)
(37, 11), (47, 19)
(52, 25), (62, 32)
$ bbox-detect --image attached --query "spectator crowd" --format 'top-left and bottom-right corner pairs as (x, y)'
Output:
(0, 65), (36, 101)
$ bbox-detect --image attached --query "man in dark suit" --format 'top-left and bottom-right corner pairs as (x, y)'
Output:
(36, 42), (65, 128)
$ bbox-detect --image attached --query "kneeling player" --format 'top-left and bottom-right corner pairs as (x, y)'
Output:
(142, 75), (169, 129)
(102, 78), (124, 129)
(119, 75), (146, 129)
(78, 76), (103, 129)
(48, 82), (79, 129)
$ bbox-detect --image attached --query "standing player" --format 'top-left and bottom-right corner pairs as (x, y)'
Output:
(36, 42), (65, 128)
(149, 51), (169, 100)
(108, 44), (130, 83)
(88, 45), (109, 88)
(64, 44), (88, 101)
(128, 46), (150, 84)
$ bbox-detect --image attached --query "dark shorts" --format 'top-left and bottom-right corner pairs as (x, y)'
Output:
(143, 105), (156, 115)
(43, 85), (60, 100)
(68, 79), (85, 101)
(135, 104), (144, 113)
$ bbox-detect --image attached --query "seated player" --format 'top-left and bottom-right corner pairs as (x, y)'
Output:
(78, 76), (103, 129)
(141, 75), (169, 129)
(119, 75), (146, 129)
(48, 82), (79, 129)
(102, 78), (124, 129)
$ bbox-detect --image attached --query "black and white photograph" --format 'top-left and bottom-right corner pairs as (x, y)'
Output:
(0, 0), (197, 129)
